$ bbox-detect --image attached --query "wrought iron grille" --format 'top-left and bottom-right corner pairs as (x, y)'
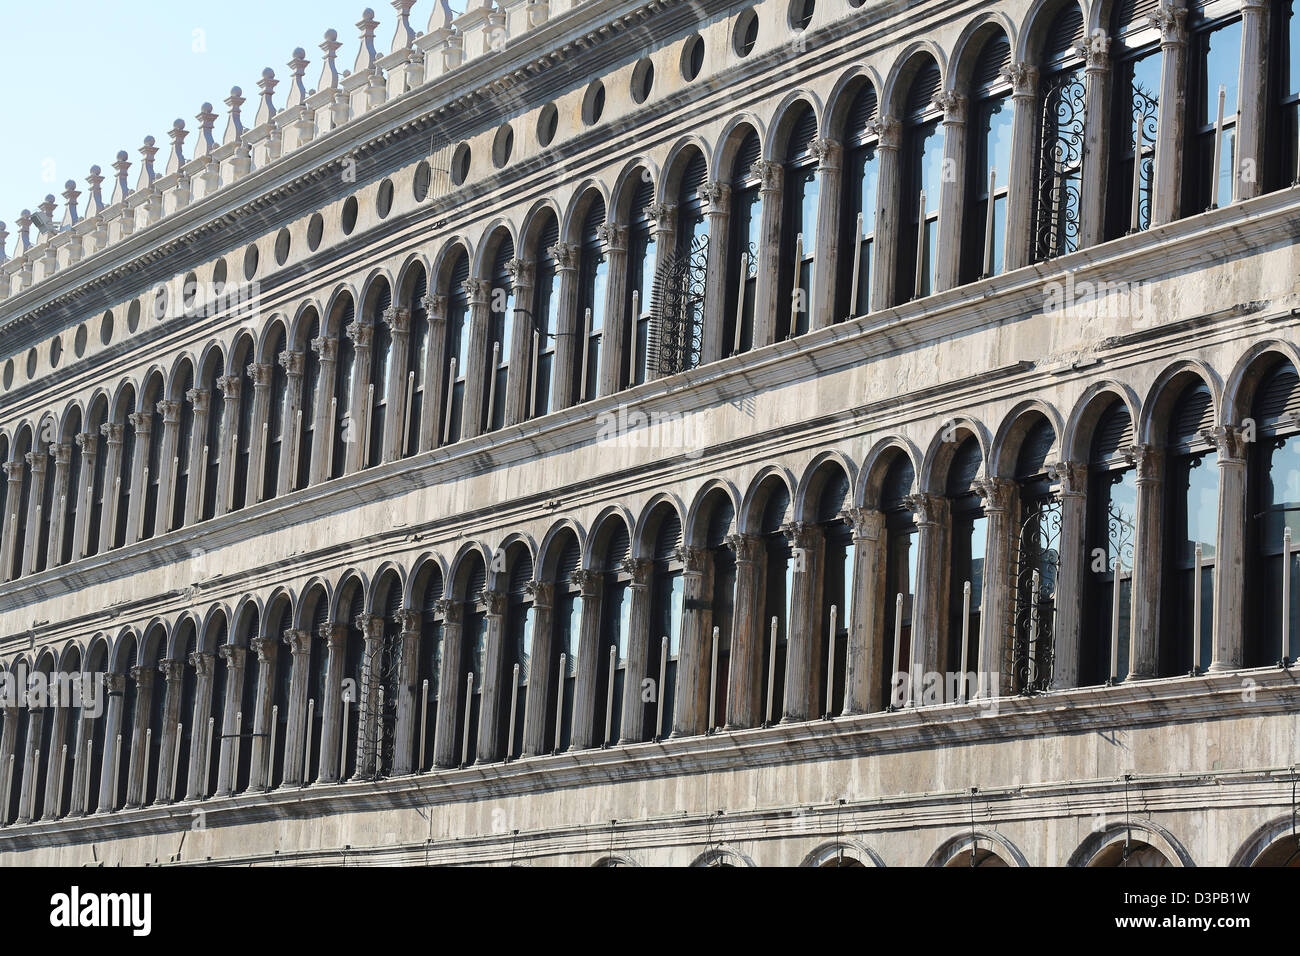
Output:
(648, 234), (708, 376)
(357, 625), (403, 779)
(1128, 83), (1159, 232)
(1033, 70), (1086, 261)
(1009, 497), (1061, 693)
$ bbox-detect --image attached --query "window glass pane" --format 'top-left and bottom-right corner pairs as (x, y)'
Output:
(1182, 451), (1219, 562)
(1263, 435), (1300, 551)
(1202, 21), (1241, 127)
(668, 573), (683, 656)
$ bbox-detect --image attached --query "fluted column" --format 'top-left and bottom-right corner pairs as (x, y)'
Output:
(95, 673), (126, 811)
(151, 658), (184, 803)
(21, 448), (48, 576)
(345, 320), (373, 473)
(569, 572), (605, 750)
(1048, 462), (1087, 689)
(184, 651), (214, 800)
(40, 699), (69, 819)
(842, 508), (886, 713)
(672, 546), (713, 737)
(214, 644), (246, 796)
(723, 534), (762, 728)
(124, 411), (152, 545)
(475, 590), (508, 762)
(504, 261), (534, 427)
(278, 350), (305, 492)
(392, 612), (421, 775)
(72, 431), (98, 559)
(700, 181), (732, 363)
(182, 390), (209, 526)
(97, 423), (125, 549)
(1127, 444), (1163, 680)
(1210, 425), (1247, 671)
(214, 375), (240, 516)
(973, 478), (1015, 696)
(315, 622), (346, 783)
(597, 223), (628, 397)
(45, 442), (71, 569)
(16, 706), (45, 823)
(353, 614), (384, 779)
(618, 560), (653, 743)
(904, 495), (949, 688)
(781, 523), (824, 721)
(522, 583), (555, 756)
(421, 294), (448, 451)
(0, 462), (20, 580)
(309, 336), (337, 483)
(805, 139), (843, 328)
(68, 688), (97, 816)
(153, 400), (181, 533)
(279, 629), (312, 787)
(247, 636), (278, 791)
(868, 116), (903, 310)
(547, 242), (579, 413)
(1237, 0), (1269, 201)
(1080, 31), (1112, 249)
(381, 307), (411, 462)
(933, 95), (968, 292)
(751, 160), (784, 347)
(1004, 65), (1040, 271)
(0, 703), (17, 822)
(1151, 3), (1189, 226)
(459, 278), (492, 438)
(432, 599), (464, 767)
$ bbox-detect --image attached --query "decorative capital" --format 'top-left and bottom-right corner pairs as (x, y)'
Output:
(781, 521), (823, 550)
(647, 202), (677, 230)
(188, 651), (214, 677)
(345, 319), (374, 350)
(506, 258), (534, 289)
(866, 114), (901, 149)
(217, 643), (246, 668)
(421, 292), (447, 321)
(840, 506), (885, 541)
(724, 532), (761, 563)
(100, 422), (124, 445)
(569, 569), (603, 595)
(318, 621), (346, 646)
(50, 442), (72, 466)
(24, 449), (46, 472)
(1202, 425), (1248, 462)
(127, 410), (153, 432)
(310, 335), (338, 362)
(621, 557), (653, 586)
(245, 362), (272, 388)
(1048, 461), (1088, 497)
(216, 374), (241, 400)
(400, 609), (421, 634)
(186, 387), (211, 412)
(524, 580), (554, 608)
(129, 664), (156, 687)
(279, 349), (304, 376)
(284, 628), (313, 656)
(1149, 3), (1188, 46)
(104, 673), (126, 694)
(158, 658), (185, 682)
(1123, 443), (1162, 482)
(433, 598), (463, 624)
(1076, 29), (1111, 71)
(809, 138), (842, 169)
(547, 241), (577, 270)
(355, 613), (384, 641)
(462, 277), (492, 304)
(75, 431), (98, 455)
(750, 160), (782, 191)
(250, 635), (279, 662)
(479, 588), (508, 616)
(932, 91), (968, 124)
(971, 477), (1015, 512)
(382, 305), (411, 334)
(156, 399), (181, 423)
(596, 221), (628, 253)
(1002, 63), (1039, 97)
(2, 461), (22, 482)
(701, 180), (731, 211)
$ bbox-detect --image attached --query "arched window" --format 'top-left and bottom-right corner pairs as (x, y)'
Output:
(901, 62), (945, 299)
(838, 84), (880, 318)
(550, 537), (582, 751)
(173, 623), (198, 803)
(330, 302), (355, 478)
(648, 511), (683, 737)
(816, 470), (852, 716)
(530, 218), (560, 419)
(1082, 400), (1137, 685)
(703, 498), (735, 730)
(142, 644), (166, 806)
(488, 238), (516, 432)
(263, 326), (288, 496)
(1268, 0), (1300, 188)
(53, 648), (83, 816)
(1161, 381), (1217, 676)
(373, 579), (403, 777)
(11, 429), (36, 573)
(232, 346), (256, 510)
(34, 430), (55, 571)
(139, 376), (163, 540)
(200, 359), (223, 521)
(500, 548), (534, 757)
(945, 439), (984, 700)
(881, 455), (917, 708)
(1184, 1), (1242, 212)
(82, 646), (109, 810)
(1105, 1), (1161, 239)
(575, 198), (608, 404)
(59, 410), (84, 567)
(1009, 417), (1058, 694)
(596, 522), (632, 744)
(111, 644), (137, 810)
(962, 34), (1013, 281)
(4, 665), (28, 821)
(414, 569), (443, 772)
(458, 556), (488, 764)
(304, 596), (328, 783)
(268, 601), (293, 788)
(171, 366), (194, 531)
(234, 610), (261, 793)
(339, 588), (364, 779)
(33, 660), (54, 819)
(0, 436), (8, 570)
(724, 131), (763, 356)
(626, 177), (656, 386)
(296, 313), (320, 490)
(778, 107), (819, 340)
(658, 151), (709, 374)
(1246, 362), (1300, 665)
(403, 271), (430, 456)
(366, 285), (392, 468)
(113, 392), (134, 550)
(758, 484), (791, 722)
(1032, 5), (1086, 261)
(205, 619), (228, 798)
(442, 255), (470, 445)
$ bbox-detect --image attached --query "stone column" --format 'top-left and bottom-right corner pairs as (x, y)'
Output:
(278, 350), (305, 492)
(460, 278), (492, 438)
(672, 546), (713, 737)
(432, 599), (464, 767)
(214, 644), (246, 796)
(72, 431), (98, 559)
(184, 651), (214, 800)
(69, 690), (96, 816)
(153, 400), (181, 534)
(153, 658), (184, 803)
(842, 508), (886, 714)
(392, 611), (421, 775)
(618, 560), (653, 743)
(1151, 3), (1189, 226)
(867, 116), (903, 310)
(597, 223), (628, 397)
(381, 306), (411, 462)
(1127, 444), (1163, 680)
(475, 590), (508, 762)
(279, 628), (312, 787)
(547, 242), (579, 413)
(16, 705), (44, 823)
(569, 571), (605, 750)
(723, 534), (762, 728)
(344, 319), (374, 473)
(1209, 425), (1247, 670)
(421, 294), (448, 452)
(0, 462), (20, 580)
(97, 423), (125, 548)
(315, 621), (346, 782)
(95, 672), (126, 812)
(522, 582), (555, 756)
(247, 636), (278, 791)
(504, 260), (534, 427)
(905, 494), (949, 689)
(750, 160), (784, 347)
(0, 704), (17, 823)
(214, 375), (241, 516)
(1049, 462), (1088, 689)
(973, 478), (1016, 697)
(781, 523), (825, 721)
(933, 94), (968, 293)
(21, 448), (47, 576)
(124, 411), (151, 545)
(808, 140), (844, 328)
(183, 389), (210, 526)
(1079, 31), (1112, 249)
(353, 614), (384, 779)
(308, 335), (337, 483)
(1004, 65), (1040, 271)
(700, 181), (731, 364)
(40, 700), (69, 819)
(1237, 0), (1269, 201)
(45, 442), (71, 569)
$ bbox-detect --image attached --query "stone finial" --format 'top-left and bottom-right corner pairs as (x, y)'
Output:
(0, 222), (8, 264)
(194, 103), (218, 158)
(111, 150), (132, 204)
(85, 166), (106, 217)
(355, 7), (380, 73)
(391, 0), (417, 51)
(255, 68), (279, 126)
(429, 0), (454, 32)
(137, 136), (159, 191)
(319, 29), (343, 90)
(61, 180), (81, 226)
(286, 48), (310, 108)
(223, 87), (247, 144)
(37, 194), (58, 234)
(166, 119), (189, 175)
(16, 210), (33, 252)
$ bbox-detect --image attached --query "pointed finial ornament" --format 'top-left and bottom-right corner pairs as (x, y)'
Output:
(319, 29), (343, 90)
(38, 195), (58, 232)
(138, 135), (159, 191)
(85, 166), (106, 217)
(223, 87), (247, 145)
(111, 150), (133, 204)
(255, 68), (279, 126)
(166, 119), (189, 174)
(355, 8), (380, 73)
(391, 0), (417, 51)
(0, 222), (8, 265)
(194, 103), (218, 158)
(61, 180), (81, 226)
(16, 210), (33, 252)
(286, 48), (310, 107)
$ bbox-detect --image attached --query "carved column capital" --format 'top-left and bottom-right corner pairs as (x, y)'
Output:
(246, 362), (272, 388)
(278, 349), (305, 377)
(2, 460), (22, 483)
(933, 92), (968, 125)
(104, 673), (126, 695)
(524, 580), (553, 608)
(621, 557), (653, 587)
(400, 609), (422, 635)
(809, 138), (843, 170)
(186, 387), (211, 412)
(750, 160), (783, 192)
(596, 222), (628, 254)
(701, 180), (731, 212)
(724, 532), (761, 563)
(547, 241), (577, 271)
(841, 506), (885, 541)
(127, 410), (153, 433)
(318, 621), (346, 646)
(971, 478), (1016, 512)
(1077, 29), (1111, 72)
(382, 305), (411, 334)
(310, 335), (338, 362)
(217, 643), (246, 669)
(355, 613), (384, 642)
(283, 628), (313, 656)
(672, 545), (708, 575)
(188, 651), (214, 677)
(1048, 460), (1088, 497)
(1002, 63), (1040, 98)
(866, 114), (901, 149)
(479, 588), (508, 616)
(462, 277), (492, 305)
(50, 442), (71, 466)
(128, 664), (155, 688)
(75, 431), (99, 456)
(1149, 3), (1188, 46)
(24, 449), (47, 472)
(99, 422), (124, 445)
(569, 569), (603, 596)
(433, 598), (463, 624)
(1124, 443), (1163, 483)
(158, 658), (185, 682)
(155, 399), (181, 424)
(506, 258), (534, 290)
(781, 521), (824, 551)
(249, 635), (278, 662)
(1202, 425), (1248, 463)
(216, 374), (241, 401)
(345, 319), (374, 350)
(422, 293), (447, 322)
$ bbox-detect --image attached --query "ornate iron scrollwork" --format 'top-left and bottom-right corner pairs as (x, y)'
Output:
(1033, 70), (1086, 261)
(1010, 496), (1061, 693)
(1128, 82), (1159, 232)
(649, 234), (708, 376)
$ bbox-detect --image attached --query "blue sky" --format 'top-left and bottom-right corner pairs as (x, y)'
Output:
(1, 0), (453, 258)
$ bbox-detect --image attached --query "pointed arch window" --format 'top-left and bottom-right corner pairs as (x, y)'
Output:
(901, 63), (946, 299)
(626, 178), (657, 386)
(575, 200), (608, 404)
(1106, 1), (1162, 239)
(1083, 400), (1137, 684)
(724, 131), (763, 357)
(839, 84), (880, 318)
(1185, 2), (1242, 212)
(1033, 6), (1087, 261)
(962, 35), (1014, 281)
(778, 108), (819, 339)
(488, 239), (516, 432)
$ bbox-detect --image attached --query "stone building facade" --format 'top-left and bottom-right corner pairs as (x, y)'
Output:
(0, 0), (1298, 866)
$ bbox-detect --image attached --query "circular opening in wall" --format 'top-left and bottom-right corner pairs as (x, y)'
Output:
(681, 34), (704, 81)
(74, 323), (87, 358)
(212, 257), (228, 294)
(582, 80), (606, 125)
(243, 243), (259, 280)
(734, 9), (759, 56)
(152, 285), (169, 323)
(182, 271), (199, 313)
(492, 124), (514, 168)
(342, 196), (358, 234)
(26, 348), (37, 379)
(376, 178), (394, 218)
(413, 160), (431, 202)
(49, 336), (62, 369)
(275, 227), (292, 264)
(451, 143), (471, 186)
(790, 0), (814, 31)
(307, 213), (324, 252)
(127, 300), (141, 333)
(631, 57), (655, 104)
(100, 311), (114, 345)
(3, 360), (12, 390)
(537, 103), (558, 147)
